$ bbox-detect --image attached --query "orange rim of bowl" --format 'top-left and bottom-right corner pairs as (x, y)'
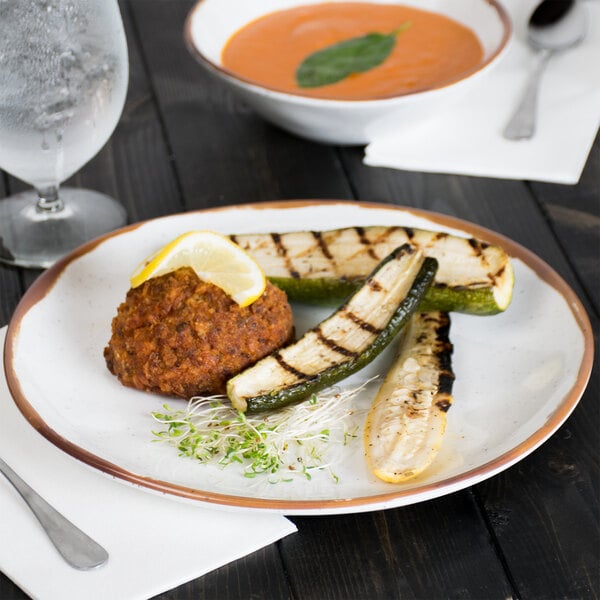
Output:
(182, 0), (513, 103)
(4, 200), (594, 513)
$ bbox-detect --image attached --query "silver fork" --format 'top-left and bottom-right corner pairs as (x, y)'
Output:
(0, 456), (108, 570)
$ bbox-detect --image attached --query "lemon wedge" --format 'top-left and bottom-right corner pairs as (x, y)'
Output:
(130, 230), (266, 307)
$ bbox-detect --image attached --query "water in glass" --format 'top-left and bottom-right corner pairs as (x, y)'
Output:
(0, 0), (129, 267)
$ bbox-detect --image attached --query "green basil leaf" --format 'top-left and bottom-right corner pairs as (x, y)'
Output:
(296, 22), (411, 89)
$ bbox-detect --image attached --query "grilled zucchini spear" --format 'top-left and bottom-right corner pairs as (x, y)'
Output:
(231, 225), (513, 315)
(227, 244), (437, 413)
(364, 310), (454, 483)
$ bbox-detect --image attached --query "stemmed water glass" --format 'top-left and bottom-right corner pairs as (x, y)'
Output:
(0, 0), (129, 268)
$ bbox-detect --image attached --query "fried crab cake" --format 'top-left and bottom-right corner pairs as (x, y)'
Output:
(104, 267), (294, 398)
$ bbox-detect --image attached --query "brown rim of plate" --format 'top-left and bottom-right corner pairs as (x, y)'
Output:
(3, 200), (594, 513)
(182, 0), (513, 102)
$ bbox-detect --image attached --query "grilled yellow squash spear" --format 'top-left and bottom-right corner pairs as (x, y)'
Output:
(364, 310), (454, 483)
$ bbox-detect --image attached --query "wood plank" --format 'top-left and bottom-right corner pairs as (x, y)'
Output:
(73, 0), (184, 223)
(530, 133), (600, 314)
(128, 0), (353, 209)
(151, 545), (291, 599)
(284, 493), (515, 599)
(0, 573), (28, 600)
(0, 174), (25, 326)
(0, 269), (21, 328)
(545, 202), (599, 312)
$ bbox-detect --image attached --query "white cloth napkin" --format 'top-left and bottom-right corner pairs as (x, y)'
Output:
(0, 327), (296, 600)
(364, 0), (600, 184)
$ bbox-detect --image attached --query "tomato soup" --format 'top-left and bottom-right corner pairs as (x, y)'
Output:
(221, 2), (484, 100)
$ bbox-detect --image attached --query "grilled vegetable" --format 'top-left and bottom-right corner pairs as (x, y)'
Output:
(230, 225), (513, 315)
(227, 244), (437, 413)
(364, 310), (454, 483)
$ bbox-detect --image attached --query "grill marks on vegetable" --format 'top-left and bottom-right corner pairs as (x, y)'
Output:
(270, 232), (300, 279)
(315, 328), (359, 358)
(430, 312), (455, 401)
(356, 226), (380, 261)
(466, 236), (504, 288)
(312, 230), (334, 260)
(273, 321), (361, 381)
(227, 244), (437, 412)
(266, 245), (413, 384)
(272, 352), (311, 380)
(419, 311), (455, 416)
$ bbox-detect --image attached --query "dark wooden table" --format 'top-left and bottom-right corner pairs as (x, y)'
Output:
(1, 2), (598, 598)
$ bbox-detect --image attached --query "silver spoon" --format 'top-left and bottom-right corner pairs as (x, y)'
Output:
(503, 0), (587, 140)
(0, 456), (109, 570)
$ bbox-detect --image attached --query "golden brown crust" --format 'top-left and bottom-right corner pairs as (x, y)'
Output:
(104, 267), (294, 398)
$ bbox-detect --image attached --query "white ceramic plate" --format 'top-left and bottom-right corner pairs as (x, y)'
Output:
(4, 201), (593, 514)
